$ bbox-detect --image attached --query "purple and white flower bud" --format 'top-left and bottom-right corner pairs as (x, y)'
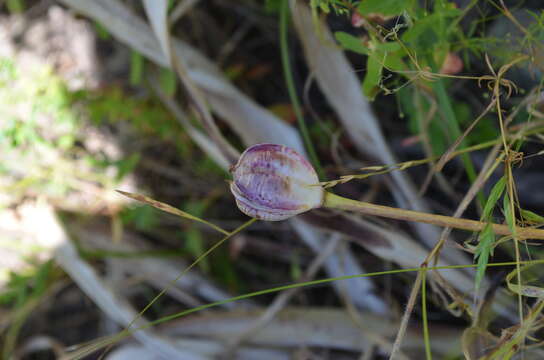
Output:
(230, 144), (323, 221)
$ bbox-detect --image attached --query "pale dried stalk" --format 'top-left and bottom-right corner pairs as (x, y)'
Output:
(324, 192), (544, 239)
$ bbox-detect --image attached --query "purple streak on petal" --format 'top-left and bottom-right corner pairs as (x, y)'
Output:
(234, 177), (299, 211)
(239, 143), (315, 175)
(234, 196), (295, 221)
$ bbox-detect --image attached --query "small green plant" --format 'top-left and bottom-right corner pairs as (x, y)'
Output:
(1, 260), (57, 358)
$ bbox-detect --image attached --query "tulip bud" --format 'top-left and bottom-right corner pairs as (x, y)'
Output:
(230, 144), (323, 221)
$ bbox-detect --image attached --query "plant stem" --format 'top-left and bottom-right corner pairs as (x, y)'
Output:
(323, 192), (544, 239)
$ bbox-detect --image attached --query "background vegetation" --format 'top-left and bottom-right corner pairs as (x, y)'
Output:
(0, 0), (543, 359)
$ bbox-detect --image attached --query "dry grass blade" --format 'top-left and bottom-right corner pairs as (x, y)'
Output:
(56, 0), (389, 314)
(506, 265), (544, 298)
(71, 222), (249, 307)
(389, 270), (424, 360)
(169, 0), (200, 24)
(165, 307), (462, 356)
(58, 0), (305, 153)
(289, 2), (469, 266)
(142, 0), (172, 66)
(338, 213), (476, 294)
(21, 202), (203, 360)
(141, 0), (238, 164)
(151, 76), (231, 169)
(107, 343), (290, 360)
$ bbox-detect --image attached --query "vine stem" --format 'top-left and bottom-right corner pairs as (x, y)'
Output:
(323, 192), (544, 239)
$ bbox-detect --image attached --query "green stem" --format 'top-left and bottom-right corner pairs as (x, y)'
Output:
(421, 269), (432, 360)
(322, 192), (544, 239)
(280, 0), (324, 179)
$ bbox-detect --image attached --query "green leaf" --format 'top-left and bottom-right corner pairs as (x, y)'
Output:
(335, 33), (405, 98)
(375, 42), (402, 53)
(31, 261), (53, 298)
(115, 153), (140, 181)
(427, 120), (448, 155)
(290, 252), (302, 281)
(6, 0), (24, 14)
(402, 8), (461, 55)
(94, 22), (111, 40)
(402, 14), (442, 52)
(521, 209), (544, 224)
(335, 32), (369, 55)
(372, 42), (406, 71)
(121, 205), (159, 231)
(185, 227), (209, 272)
(210, 248), (240, 292)
(482, 176), (506, 220)
(159, 67), (177, 96)
(474, 223), (495, 291)
(362, 38), (408, 98)
(130, 51), (145, 86)
(265, 0), (281, 13)
(319, 2), (330, 13)
(503, 192), (515, 235)
(358, 0), (411, 16)
(362, 52), (383, 99)
(184, 201), (210, 272)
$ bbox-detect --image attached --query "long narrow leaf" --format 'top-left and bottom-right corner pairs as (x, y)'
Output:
(482, 176), (506, 220)
(474, 223), (496, 291)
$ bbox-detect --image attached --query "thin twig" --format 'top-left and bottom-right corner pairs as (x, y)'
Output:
(389, 271), (423, 359)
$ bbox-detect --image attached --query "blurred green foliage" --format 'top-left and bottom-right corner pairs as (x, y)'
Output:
(0, 260), (55, 307)
(309, 0), (357, 15)
(5, 0), (24, 14)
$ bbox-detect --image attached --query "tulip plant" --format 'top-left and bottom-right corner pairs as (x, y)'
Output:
(230, 143), (544, 239)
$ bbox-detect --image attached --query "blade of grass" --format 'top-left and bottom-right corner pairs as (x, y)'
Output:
(474, 176), (507, 292)
(142, 0), (239, 164)
(474, 223), (496, 292)
(482, 176), (506, 220)
(159, 67), (177, 96)
(421, 269), (432, 360)
(520, 209), (544, 224)
(130, 51), (144, 86)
